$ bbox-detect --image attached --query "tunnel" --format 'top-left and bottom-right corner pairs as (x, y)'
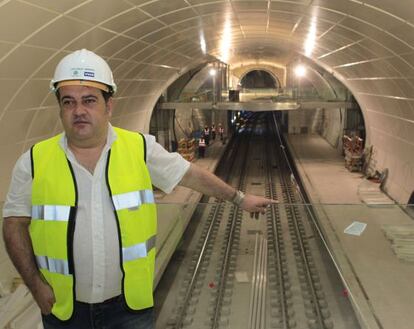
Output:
(0, 1), (413, 329)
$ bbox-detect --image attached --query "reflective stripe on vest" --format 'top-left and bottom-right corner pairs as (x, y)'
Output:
(32, 205), (71, 221)
(123, 235), (156, 262)
(112, 190), (154, 211)
(36, 255), (70, 275)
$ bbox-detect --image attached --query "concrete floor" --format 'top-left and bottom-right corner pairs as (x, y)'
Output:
(287, 134), (414, 329)
(156, 133), (414, 329)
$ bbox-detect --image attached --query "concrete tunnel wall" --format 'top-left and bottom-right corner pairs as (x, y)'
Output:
(0, 1), (413, 204)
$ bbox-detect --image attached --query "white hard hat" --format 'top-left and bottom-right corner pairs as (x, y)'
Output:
(50, 49), (117, 94)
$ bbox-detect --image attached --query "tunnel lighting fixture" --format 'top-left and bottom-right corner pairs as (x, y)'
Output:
(200, 33), (207, 54)
(294, 65), (306, 77)
(219, 13), (232, 62)
(304, 16), (317, 57)
(209, 68), (217, 76)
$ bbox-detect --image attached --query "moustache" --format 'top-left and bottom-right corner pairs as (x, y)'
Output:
(73, 115), (90, 124)
(73, 119), (90, 124)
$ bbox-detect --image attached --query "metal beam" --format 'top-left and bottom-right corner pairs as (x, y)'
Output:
(158, 101), (354, 111)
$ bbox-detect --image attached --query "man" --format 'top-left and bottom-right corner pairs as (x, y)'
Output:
(2, 49), (274, 329)
(218, 123), (225, 142)
(211, 124), (216, 140)
(198, 136), (206, 158)
(203, 125), (210, 146)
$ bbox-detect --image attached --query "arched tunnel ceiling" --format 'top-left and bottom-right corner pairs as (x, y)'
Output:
(0, 0), (413, 203)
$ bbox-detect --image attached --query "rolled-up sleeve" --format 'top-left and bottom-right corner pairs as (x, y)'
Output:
(144, 135), (190, 194)
(2, 151), (32, 218)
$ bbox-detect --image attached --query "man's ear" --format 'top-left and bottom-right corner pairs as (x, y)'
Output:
(106, 97), (113, 117)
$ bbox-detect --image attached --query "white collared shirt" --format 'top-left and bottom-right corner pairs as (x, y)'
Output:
(3, 125), (190, 302)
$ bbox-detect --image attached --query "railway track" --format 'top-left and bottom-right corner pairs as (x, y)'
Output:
(156, 113), (360, 329)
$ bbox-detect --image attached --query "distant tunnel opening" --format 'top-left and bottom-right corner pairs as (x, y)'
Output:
(240, 70), (279, 89)
(407, 191), (414, 219)
(408, 191), (414, 205)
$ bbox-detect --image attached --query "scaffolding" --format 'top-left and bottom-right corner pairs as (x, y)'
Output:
(177, 138), (196, 162)
(343, 135), (364, 172)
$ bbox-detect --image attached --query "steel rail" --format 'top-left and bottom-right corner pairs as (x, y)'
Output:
(264, 122), (290, 329)
(270, 113), (328, 329)
(211, 125), (253, 329)
(172, 128), (243, 329)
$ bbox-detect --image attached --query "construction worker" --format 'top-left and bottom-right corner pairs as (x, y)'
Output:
(218, 123), (224, 141)
(203, 125), (210, 146)
(198, 137), (206, 158)
(2, 49), (274, 329)
(211, 124), (216, 140)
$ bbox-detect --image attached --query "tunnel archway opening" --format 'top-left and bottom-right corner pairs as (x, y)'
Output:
(239, 70), (279, 89)
(406, 191), (414, 219)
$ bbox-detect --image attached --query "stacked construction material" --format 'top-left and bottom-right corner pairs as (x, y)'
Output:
(343, 135), (364, 172)
(177, 138), (195, 162)
(382, 224), (414, 262)
(357, 179), (395, 206)
(0, 278), (42, 329)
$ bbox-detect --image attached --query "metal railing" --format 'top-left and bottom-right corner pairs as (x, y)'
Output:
(173, 86), (351, 104)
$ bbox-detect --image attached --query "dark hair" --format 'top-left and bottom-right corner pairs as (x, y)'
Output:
(55, 88), (113, 104)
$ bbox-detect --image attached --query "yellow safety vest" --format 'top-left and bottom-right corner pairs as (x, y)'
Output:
(29, 127), (157, 321)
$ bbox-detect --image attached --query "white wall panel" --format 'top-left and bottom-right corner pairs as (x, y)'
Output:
(0, 0), (412, 209)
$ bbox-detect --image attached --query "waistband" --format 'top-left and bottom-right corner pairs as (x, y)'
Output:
(76, 295), (153, 313)
(76, 294), (122, 306)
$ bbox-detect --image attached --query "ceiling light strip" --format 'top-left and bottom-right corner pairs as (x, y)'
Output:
(290, 17), (303, 35)
(265, 0), (271, 33)
(333, 55), (396, 68)
(366, 108), (414, 125)
(370, 125), (414, 147)
(347, 77), (414, 81)
(358, 92), (414, 101)
(317, 16), (346, 40)
(318, 38), (364, 59)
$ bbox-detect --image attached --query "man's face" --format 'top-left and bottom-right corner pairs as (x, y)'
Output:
(58, 85), (112, 146)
